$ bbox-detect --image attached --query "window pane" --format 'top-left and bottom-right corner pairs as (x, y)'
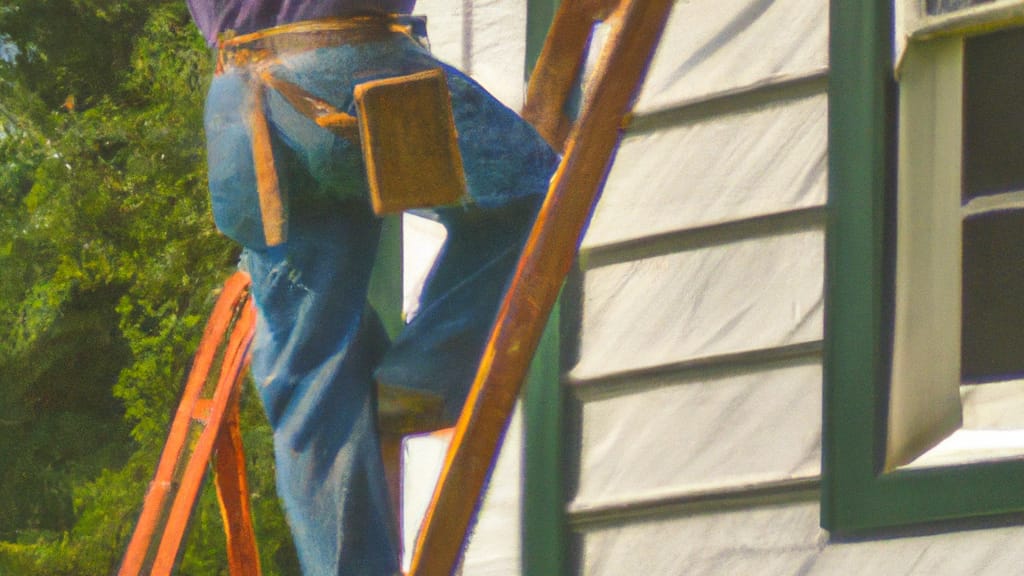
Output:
(963, 27), (1024, 200)
(928, 0), (996, 15)
(961, 209), (1024, 381)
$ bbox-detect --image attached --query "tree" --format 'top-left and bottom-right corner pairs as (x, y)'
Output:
(0, 2), (297, 573)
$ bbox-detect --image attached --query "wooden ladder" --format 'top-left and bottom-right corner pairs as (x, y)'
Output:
(409, 1), (673, 573)
(117, 272), (260, 576)
(118, 0), (673, 573)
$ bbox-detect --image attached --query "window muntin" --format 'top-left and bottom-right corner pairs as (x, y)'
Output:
(906, 0), (1024, 35)
(896, 0), (1024, 71)
(927, 0), (998, 16)
(961, 27), (1024, 383)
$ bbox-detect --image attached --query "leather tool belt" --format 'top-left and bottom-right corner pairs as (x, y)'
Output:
(214, 14), (463, 246)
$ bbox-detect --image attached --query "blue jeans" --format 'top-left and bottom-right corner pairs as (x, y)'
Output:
(204, 28), (558, 576)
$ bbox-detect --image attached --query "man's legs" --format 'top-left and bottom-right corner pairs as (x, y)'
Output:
(372, 64), (558, 427)
(243, 204), (400, 576)
(206, 31), (559, 573)
(374, 195), (544, 427)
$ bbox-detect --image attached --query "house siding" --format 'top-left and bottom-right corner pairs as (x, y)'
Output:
(401, 0), (1024, 573)
(568, 0), (829, 559)
(566, 0), (1024, 574)
(400, 2), (530, 575)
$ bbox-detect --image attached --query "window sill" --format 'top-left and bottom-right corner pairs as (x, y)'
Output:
(903, 429), (1024, 469)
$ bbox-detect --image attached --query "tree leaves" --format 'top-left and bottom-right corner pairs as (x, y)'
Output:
(0, 3), (296, 573)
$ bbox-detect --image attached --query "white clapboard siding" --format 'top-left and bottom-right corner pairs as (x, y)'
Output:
(583, 93), (827, 250)
(576, 494), (823, 576)
(401, 408), (524, 576)
(577, 495), (1024, 576)
(572, 224), (824, 381)
(459, 406), (523, 575)
(562, 0), (1024, 571)
(458, 0), (529, 111)
(635, 0), (828, 114)
(572, 358), (821, 509)
(567, 1), (831, 574)
(399, 4), (528, 575)
(415, 0), (527, 110)
(805, 514), (1024, 575)
(413, 0), (467, 72)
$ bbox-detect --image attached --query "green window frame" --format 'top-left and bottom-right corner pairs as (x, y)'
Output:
(522, 1), (568, 575)
(823, 0), (1024, 534)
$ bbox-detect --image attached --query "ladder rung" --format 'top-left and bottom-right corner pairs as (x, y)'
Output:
(192, 398), (213, 423)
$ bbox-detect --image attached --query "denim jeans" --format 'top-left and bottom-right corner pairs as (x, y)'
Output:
(204, 28), (558, 575)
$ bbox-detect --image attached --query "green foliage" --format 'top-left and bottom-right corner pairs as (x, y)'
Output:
(0, 0), (150, 109)
(0, 2), (299, 574)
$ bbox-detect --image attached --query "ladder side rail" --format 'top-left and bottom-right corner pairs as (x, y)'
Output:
(521, 0), (617, 151)
(119, 272), (253, 576)
(213, 364), (262, 575)
(150, 300), (257, 575)
(408, 1), (675, 574)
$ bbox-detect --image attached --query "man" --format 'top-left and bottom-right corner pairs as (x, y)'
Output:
(187, 1), (558, 574)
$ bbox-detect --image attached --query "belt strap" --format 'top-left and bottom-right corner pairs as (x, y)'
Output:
(248, 83), (288, 247)
(218, 15), (427, 246)
(246, 71), (362, 246)
(257, 71), (359, 140)
(217, 14), (423, 73)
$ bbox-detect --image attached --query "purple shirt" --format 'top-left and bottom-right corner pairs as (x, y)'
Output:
(187, 0), (416, 46)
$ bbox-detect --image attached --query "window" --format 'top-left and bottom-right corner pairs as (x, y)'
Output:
(927, 0), (997, 14)
(823, 0), (1024, 534)
(888, 18), (1024, 471)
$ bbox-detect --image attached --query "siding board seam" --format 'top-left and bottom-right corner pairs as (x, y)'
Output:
(580, 206), (826, 270)
(567, 477), (821, 530)
(629, 67), (830, 134)
(567, 341), (823, 401)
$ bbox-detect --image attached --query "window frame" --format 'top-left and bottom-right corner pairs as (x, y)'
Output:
(822, 0), (1024, 535)
(522, 1), (568, 575)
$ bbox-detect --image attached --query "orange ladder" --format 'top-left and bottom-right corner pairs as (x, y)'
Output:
(118, 272), (259, 576)
(118, 0), (673, 573)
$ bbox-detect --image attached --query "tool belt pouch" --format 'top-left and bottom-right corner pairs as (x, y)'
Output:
(353, 69), (468, 214)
